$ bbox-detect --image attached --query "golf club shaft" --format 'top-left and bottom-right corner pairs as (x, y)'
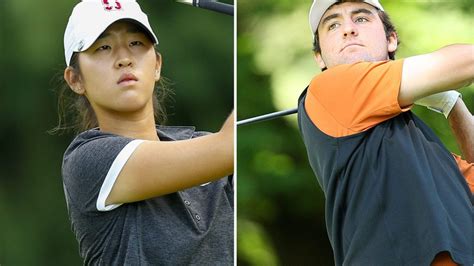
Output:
(177, 0), (234, 16)
(237, 108), (298, 126)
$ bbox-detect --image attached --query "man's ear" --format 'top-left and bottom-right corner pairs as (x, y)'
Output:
(314, 52), (327, 70)
(387, 31), (398, 54)
(155, 52), (162, 81)
(64, 67), (85, 95)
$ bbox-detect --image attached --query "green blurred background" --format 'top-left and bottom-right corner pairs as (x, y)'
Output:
(237, 0), (473, 265)
(0, 0), (233, 264)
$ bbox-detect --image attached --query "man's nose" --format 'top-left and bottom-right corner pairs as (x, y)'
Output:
(342, 20), (358, 37)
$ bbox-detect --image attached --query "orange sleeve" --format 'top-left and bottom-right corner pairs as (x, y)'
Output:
(452, 154), (474, 193)
(304, 59), (410, 137)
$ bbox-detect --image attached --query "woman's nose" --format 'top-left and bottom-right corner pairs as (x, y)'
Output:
(116, 57), (133, 68)
(115, 47), (134, 68)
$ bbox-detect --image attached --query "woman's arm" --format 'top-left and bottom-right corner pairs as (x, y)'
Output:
(448, 98), (474, 163)
(106, 111), (234, 205)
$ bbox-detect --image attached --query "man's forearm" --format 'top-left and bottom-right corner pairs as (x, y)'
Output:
(448, 98), (474, 163)
(399, 44), (474, 107)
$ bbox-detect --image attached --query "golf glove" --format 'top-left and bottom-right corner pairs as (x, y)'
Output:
(415, 90), (461, 118)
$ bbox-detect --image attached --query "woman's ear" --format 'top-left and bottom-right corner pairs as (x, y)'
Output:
(155, 52), (162, 81)
(64, 67), (85, 95)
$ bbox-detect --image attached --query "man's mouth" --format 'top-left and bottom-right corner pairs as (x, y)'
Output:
(341, 43), (363, 52)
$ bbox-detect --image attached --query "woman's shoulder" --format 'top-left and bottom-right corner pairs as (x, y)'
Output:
(64, 129), (132, 160)
(70, 128), (119, 143)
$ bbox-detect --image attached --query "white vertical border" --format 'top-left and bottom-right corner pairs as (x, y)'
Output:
(233, 0), (238, 264)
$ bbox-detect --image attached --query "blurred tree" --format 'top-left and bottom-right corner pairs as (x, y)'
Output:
(0, 0), (233, 265)
(237, 0), (473, 265)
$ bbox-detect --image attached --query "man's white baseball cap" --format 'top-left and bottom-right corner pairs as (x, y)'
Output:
(309, 0), (384, 35)
(64, 0), (158, 66)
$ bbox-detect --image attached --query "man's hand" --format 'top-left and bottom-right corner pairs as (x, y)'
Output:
(415, 90), (461, 118)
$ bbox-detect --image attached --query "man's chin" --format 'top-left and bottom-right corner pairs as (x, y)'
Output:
(334, 54), (378, 66)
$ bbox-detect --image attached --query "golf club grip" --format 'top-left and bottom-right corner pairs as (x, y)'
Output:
(237, 108), (298, 126)
(197, 1), (233, 16)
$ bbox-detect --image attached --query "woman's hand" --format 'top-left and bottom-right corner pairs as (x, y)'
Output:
(218, 110), (235, 173)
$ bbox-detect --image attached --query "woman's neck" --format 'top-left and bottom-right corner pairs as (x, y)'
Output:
(96, 108), (160, 141)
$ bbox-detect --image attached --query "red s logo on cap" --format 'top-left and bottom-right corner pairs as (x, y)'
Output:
(102, 0), (122, 11)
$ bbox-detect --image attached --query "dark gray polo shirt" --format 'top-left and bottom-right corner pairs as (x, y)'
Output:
(298, 87), (473, 265)
(62, 126), (234, 265)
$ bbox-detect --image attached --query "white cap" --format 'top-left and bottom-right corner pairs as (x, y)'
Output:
(309, 0), (384, 35)
(64, 0), (158, 66)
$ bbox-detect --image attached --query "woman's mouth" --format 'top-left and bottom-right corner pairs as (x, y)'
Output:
(118, 73), (138, 85)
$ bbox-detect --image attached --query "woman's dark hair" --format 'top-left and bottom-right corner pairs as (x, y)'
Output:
(50, 50), (170, 134)
(312, 1), (400, 61)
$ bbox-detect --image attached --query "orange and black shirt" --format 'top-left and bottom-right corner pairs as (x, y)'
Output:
(297, 60), (473, 265)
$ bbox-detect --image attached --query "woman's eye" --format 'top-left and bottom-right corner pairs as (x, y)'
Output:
(97, 45), (110, 51)
(130, 41), (143, 46)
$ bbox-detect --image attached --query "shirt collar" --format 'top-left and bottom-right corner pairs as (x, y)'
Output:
(156, 125), (196, 141)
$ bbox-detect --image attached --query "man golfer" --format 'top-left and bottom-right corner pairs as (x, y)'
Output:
(298, 0), (473, 265)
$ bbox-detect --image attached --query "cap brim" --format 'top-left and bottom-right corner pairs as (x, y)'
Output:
(309, 0), (385, 35)
(78, 17), (158, 55)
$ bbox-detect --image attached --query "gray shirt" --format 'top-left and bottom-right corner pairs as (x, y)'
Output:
(62, 126), (234, 265)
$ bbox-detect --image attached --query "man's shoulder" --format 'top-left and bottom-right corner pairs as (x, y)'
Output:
(314, 60), (403, 81)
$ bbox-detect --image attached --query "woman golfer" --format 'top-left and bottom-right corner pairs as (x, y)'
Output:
(57, 0), (234, 264)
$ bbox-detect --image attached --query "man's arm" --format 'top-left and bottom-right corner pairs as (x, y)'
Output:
(399, 44), (474, 107)
(448, 97), (474, 163)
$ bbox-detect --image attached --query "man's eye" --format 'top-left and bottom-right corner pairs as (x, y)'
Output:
(329, 23), (339, 30)
(355, 17), (369, 23)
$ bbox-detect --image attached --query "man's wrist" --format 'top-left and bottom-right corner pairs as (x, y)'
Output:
(415, 90), (461, 118)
